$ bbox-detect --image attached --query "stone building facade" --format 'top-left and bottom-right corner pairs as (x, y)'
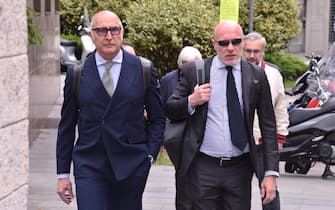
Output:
(0, 1), (29, 209)
(288, 0), (332, 55)
(0, 0), (60, 209)
(28, 0), (60, 141)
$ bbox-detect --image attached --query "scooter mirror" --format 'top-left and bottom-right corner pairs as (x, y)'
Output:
(79, 15), (84, 23)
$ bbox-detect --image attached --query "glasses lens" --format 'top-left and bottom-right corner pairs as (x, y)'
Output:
(110, 27), (121, 35)
(244, 49), (260, 54)
(231, 38), (242, 45)
(93, 28), (107, 36)
(218, 40), (229, 47)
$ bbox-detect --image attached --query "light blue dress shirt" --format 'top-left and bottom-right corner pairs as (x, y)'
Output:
(95, 50), (123, 86)
(199, 56), (249, 157)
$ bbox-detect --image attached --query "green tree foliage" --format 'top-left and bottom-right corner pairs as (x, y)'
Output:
(125, 0), (218, 76)
(27, 7), (43, 45)
(60, 0), (301, 77)
(239, 0), (301, 53)
(60, 0), (130, 35)
(265, 53), (307, 81)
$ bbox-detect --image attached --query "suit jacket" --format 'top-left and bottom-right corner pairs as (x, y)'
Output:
(160, 69), (179, 108)
(254, 62), (289, 143)
(165, 56), (279, 177)
(56, 50), (165, 180)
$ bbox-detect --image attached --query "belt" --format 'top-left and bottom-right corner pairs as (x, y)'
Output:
(198, 152), (249, 167)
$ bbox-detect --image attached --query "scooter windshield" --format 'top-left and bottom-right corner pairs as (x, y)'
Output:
(306, 42), (335, 98)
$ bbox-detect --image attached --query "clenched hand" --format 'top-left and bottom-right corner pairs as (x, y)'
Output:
(261, 176), (277, 205)
(57, 178), (74, 204)
(189, 84), (211, 107)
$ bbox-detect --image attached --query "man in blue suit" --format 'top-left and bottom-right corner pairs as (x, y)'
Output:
(56, 10), (165, 210)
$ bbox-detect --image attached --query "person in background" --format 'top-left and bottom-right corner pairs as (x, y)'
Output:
(166, 21), (279, 210)
(56, 10), (165, 210)
(160, 46), (202, 107)
(243, 31), (289, 210)
(160, 46), (202, 210)
(122, 41), (136, 55)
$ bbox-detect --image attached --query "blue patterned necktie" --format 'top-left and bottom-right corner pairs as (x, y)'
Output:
(226, 66), (248, 151)
(102, 61), (114, 97)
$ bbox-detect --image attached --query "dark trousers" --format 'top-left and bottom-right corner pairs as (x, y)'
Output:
(175, 172), (192, 210)
(75, 173), (149, 210)
(184, 153), (253, 210)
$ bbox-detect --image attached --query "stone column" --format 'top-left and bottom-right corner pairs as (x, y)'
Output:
(0, 0), (29, 209)
(305, 0), (330, 55)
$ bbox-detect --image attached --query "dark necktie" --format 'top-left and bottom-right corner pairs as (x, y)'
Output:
(226, 66), (248, 151)
(102, 61), (114, 97)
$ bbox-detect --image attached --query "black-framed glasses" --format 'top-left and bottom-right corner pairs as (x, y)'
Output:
(244, 48), (261, 54)
(91, 26), (122, 36)
(216, 38), (242, 47)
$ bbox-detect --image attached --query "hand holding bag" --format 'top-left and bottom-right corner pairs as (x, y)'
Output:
(163, 60), (205, 168)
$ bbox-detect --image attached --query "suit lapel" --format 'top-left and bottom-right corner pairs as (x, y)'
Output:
(82, 55), (111, 105)
(241, 60), (252, 123)
(103, 54), (141, 116)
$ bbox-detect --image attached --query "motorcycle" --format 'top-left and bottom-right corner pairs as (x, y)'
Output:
(60, 7), (95, 72)
(280, 43), (335, 179)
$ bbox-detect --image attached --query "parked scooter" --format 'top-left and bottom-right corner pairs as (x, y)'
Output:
(60, 7), (95, 72)
(280, 43), (335, 179)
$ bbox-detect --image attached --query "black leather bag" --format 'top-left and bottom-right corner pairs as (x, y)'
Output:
(163, 120), (186, 167)
(163, 60), (205, 168)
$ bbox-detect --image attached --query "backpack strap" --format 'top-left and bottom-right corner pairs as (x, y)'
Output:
(195, 59), (205, 85)
(72, 57), (151, 102)
(139, 56), (151, 96)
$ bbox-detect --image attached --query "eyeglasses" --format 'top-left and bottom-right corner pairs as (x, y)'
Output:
(91, 26), (122, 36)
(244, 49), (261, 54)
(216, 38), (242, 47)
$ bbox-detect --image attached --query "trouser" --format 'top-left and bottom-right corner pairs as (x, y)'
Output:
(184, 152), (253, 210)
(75, 172), (149, 210)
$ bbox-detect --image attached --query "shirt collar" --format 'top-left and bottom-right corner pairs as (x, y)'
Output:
(215, 55), (241, 71)
(95, 50), (123, 66)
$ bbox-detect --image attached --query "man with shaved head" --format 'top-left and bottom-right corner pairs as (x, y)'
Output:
(56, 10), (165, 210)
(166, 21), (278, 209)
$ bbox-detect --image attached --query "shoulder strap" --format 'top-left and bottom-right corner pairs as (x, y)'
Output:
(72, 64), (83, 101)
(72, 57), (151, 101)
(195, 59), (205, 85)
(139, 56), (151, 94)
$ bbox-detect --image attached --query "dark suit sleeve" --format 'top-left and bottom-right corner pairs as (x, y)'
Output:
(165, 63), (195, 121)
(159, 74), (170, 109)
(145, 63), (166, 159)
(56, 66), (79, 174)
(257, 69), (279, 173)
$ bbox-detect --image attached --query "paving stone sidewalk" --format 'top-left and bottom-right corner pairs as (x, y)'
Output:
(28, 75), (335, 210)
(28, 128), (335, 210)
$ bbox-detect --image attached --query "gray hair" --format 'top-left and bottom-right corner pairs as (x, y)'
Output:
(177, 46), (202, 69)
(244, 32), (267, 49)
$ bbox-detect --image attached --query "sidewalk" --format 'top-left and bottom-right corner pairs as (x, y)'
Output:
(28, 75), (335, 209)
(28, 127), (335, 210)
